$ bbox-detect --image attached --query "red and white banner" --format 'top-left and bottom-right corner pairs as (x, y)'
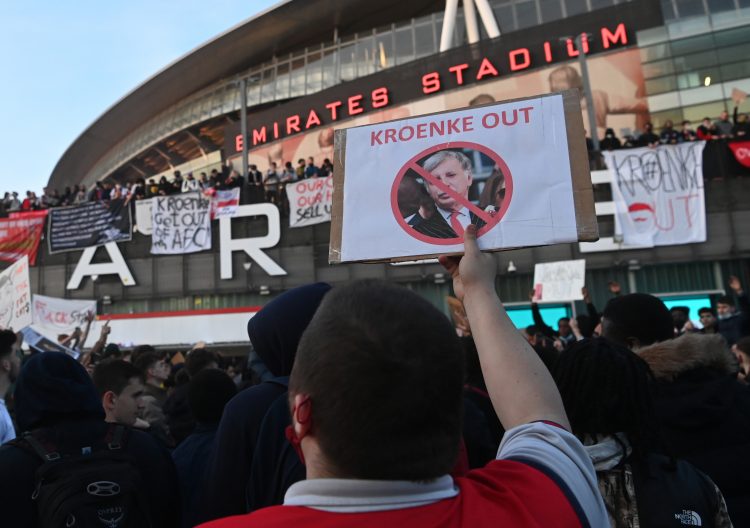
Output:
(212, 188), (241, 218)
(729, 141), (750, 169)
(0, 213), (46, 265)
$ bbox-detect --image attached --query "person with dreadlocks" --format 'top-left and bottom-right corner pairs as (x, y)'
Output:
(553, 337), (732, 528)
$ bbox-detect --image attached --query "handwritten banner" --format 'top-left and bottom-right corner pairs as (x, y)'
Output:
(151, 192), (212, 254)
(32, 294), (96, 335)
(532, 259), (586, 302)
(604, 142), (706, 247)
(0, 255), (32, 330)
(0, 213), (46, 265)
(287, 176), (333, 228)
(48, 199), (132, 253)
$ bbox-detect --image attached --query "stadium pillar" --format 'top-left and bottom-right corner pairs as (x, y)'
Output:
(474, 0), (500, 38)
(439, 0), (459, 51)
(240, 77), (249, 180)
(463, 0), (479, 44)
(576, 33), (599, 151)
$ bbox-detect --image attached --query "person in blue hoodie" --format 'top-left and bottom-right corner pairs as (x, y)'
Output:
(0, 352), (180, 528)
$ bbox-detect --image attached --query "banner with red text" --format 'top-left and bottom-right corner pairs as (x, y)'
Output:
(604, 142), (706, 247)
(0, 256), (32, 330)
(287, 177), (333, 228)
(729, 141), (750, 169)
(0, 214), (46, 265)
(32, 294), (96, 337)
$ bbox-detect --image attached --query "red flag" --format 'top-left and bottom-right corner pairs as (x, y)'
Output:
(0, 214), (46, 265)
(729, 141), (750, 169)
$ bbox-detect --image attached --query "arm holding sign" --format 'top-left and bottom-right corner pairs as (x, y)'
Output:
(529, 292), (556, 340)
(440, 226), (569, 430)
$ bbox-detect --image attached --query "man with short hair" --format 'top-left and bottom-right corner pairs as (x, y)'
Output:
(200, 226), (607, 527)
(0, 330), (20, 444)
(304, 157), (319, 179)
(698, 307), (717, 335)
(600, 293), (674, 349)
(411, 150), (486, 239)
(92, 359), (146, 426)
(134, 351), (173, 446)
(670, 305), (692, 336)
(714, 110), (733, 138)
(716, 275), (750, 346)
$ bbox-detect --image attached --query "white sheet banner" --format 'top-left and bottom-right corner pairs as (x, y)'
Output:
(287, 176), (333, 228)
(151, 192), (212, 254)
(32, 294), (96, 335)
(135, 198), (154, 235)
(0, 255), (32, 330)
(532, 259), (586, 302)
(212, 188), (241, 218)
(604, 142), (706, 247)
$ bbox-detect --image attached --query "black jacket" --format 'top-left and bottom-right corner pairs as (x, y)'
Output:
(0, 352), (180, 528)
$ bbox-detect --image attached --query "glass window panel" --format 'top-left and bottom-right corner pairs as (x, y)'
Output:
(306, 51), (323, 94)
(670, 34), (714, 55)
(590, 0), (615, 10)
(259, 67), (275, 103)
(414, 22), (436, 58)
(394, 26), (415, 66)
(675, 65), (720, 89)
(290, 58), (305, 97)
(707, 0), (735, 12)
(740, 0), (750, 7)
(713, 25), (750, 47)
(246, 82), (260, 108)
(538, 0), (563, 22)
(356, 36), (375, 76)
(645, 75), (678, 94)
(515, 0), (539, 29)
(672, 50), (719, 73)
(375, 32), (394, 70)
(493, 3), (516, 33)
(321, 50), (335, 89)
(717, 43), (750, 64)
(660, 0), (677, 20)
(682, 101), (726, 123)
(642, 58), (675, 78)
(275, 62), (290, 100)
(338, 42), (358, 81)
(720, 60), (750, 82)
(675, 0), (706, 17)
(640, 43), (672, 62)
(565, 0), (589, 17)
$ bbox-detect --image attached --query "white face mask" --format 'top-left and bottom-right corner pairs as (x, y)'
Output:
(718, 313), (733, 321)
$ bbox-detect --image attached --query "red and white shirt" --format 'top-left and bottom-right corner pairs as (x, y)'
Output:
(200, 422), (608, 527)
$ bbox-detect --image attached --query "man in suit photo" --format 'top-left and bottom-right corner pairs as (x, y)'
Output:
(409, 150), (486, 239)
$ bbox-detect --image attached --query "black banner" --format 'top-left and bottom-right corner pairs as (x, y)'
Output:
(48, 199), (132, 253)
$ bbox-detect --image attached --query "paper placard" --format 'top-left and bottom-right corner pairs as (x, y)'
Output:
(329, 90), (597, 263)
(287, 176), (334, 228)
(532, 259), (586, 302)
(151, 192), (212, 254)
(0, 255), (32, 330)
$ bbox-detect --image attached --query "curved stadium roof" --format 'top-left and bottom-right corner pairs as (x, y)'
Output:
(48, 0), (440, 190)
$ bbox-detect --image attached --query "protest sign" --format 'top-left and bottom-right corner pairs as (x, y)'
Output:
(729, 141), (750, 169)
(135, 197), (154, 235)
(48, 199), (131, 253)
(0, 255), (32, 330)
(287, 176), (333, 228)
(532, 259), (586, 302)
(32, 294), (96, 336)
(0, 213), (46, 265)
(151, 192), (212, 254)
(604, 142), (706, 247)
(329, 90), (597, 263)
(20, 327), (80, 360)
(212, 188), (241, 218)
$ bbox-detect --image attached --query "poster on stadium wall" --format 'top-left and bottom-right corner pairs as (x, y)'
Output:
(0, 214), (46, 265)
(604, 142), (706, 247)
(329, 91), (598, 263)
(287, 176), (333, 228)
(32, 294), (96, 336)
(212, 188), (241, 218)
(151, 192), (212, 254)
(48, 199), (131, 253)
(134, 198), (154, 235)
(0, 255), (32, 331)
(532, 260), (586, 302)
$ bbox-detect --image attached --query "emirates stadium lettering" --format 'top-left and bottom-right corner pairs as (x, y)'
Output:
(232, 23), (628, 152)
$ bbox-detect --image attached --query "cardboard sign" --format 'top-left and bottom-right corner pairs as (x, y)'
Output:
(604, 143), (706, 247)
(0, 255), (32, 330)
(32, 294), (96, 336)
(287, 176), (334, 228)
(151, 192), (212, 254)
(329, 90), (597, 263)
(532, 259), (586, 302)
(135, 198), (154, 235)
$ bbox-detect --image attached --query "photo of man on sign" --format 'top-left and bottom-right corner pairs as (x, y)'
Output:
(396, 147), (509, 242)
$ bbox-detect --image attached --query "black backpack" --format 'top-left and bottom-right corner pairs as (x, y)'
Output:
(20, 424), (153, 528)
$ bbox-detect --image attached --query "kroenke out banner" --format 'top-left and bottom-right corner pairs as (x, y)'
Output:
(151, 192), (212, 255)
(48, 200), (132, 253)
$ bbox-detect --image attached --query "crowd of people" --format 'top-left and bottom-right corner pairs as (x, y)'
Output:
(0, 226), (748, 527)
(0, 156), (335, 218)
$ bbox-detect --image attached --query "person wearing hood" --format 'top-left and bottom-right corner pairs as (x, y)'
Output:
(554, 337), (732, 528)
(638, 332), (750, 526)
(0, 351), (181, 527)
(600, 128), (622, 151)
(197, 283), (331, 524)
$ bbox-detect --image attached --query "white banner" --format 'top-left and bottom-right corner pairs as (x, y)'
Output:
(532, 259), (586, 302)
(135, 198), (153, 235)
(32, 294), (96, 335)
(212, 188), (241, 218)
(151, 192), (212, 254)
(0, 255), (32, 330)
(604, 142), (706, 247)
(337, 93), (579, 262)
(287, 176), (333, 228)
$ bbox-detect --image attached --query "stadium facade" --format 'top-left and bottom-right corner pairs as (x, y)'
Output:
(28, 0), (750, 347)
